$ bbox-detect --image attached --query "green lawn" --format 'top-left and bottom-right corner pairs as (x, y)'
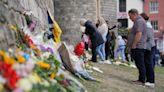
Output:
(81, 63), (164, 92)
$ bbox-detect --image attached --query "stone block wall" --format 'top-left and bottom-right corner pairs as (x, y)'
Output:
(54, 0), (117, 45)
(54, 0), (97, 45)
(0, 0), (117, 50)
(101, 0), (117, 26)
(0, 0), (54, 50)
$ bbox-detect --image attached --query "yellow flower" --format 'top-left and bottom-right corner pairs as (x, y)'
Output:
(8, 57), (15, 65)
(36, 61), (50, 69)
(30, 44), (42, 56)
(10, 25), (17, 31)
(50, 73), (56, 79)
(0, 50), (5, 56)
(0, 84), (4, 92)
(0, 51), (15, 65)
(16, 47), (22, 53)
(4, 55), (9, 62)
(33, 73), (41, 83)
(16, 55), (25, 63)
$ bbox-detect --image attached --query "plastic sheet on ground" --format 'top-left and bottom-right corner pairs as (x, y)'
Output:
(58, 42), (96, 81)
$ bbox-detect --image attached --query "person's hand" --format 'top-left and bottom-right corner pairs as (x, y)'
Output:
(131, 44), (136, 49)
(161, 52), (164, 55)
(113, 25), (116, 28)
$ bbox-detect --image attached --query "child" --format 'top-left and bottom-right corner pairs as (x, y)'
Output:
(115, 35), (126, 62)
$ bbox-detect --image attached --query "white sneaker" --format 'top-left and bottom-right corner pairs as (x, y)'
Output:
(114, 61), (122, 65)
(99, 60), (112, 64)
(129, 63), (136, 68)
(104, 60), (112, 64)
(145, 82), (155, 88)
(99, 60), (105, 64)
(121, 63), (128, 66)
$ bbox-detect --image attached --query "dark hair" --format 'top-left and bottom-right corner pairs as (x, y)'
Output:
(140, 12), (149, 21)
(128, 9), (139, 14)
(110, 31), (116, 39)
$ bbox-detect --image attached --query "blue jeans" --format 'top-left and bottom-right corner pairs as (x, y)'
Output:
(96, 43), (106, 61)
(115, 45), (125, 61)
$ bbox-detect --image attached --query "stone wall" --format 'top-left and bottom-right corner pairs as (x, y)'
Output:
(0, 0), (117, 50)
(54, 0), (97, 45)
(54, 0), (117, 45)
(0, 0), (54, 50)
(101, 0), (117, 26)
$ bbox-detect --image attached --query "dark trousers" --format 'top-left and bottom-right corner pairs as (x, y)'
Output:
(161, 54), (164, 66)
(110, 46), (115, 59)
(144, 49), (155, 83)
(125, 52), (129, 62)
(151, 46), (156, 68)
(131, 49), (146, 83)
(84, 42), (89, 51)
(91, 46), (97, 62)
(105, 40), (110, 60)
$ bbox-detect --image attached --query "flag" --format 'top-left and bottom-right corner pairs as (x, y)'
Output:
(47, 10), (62, 43)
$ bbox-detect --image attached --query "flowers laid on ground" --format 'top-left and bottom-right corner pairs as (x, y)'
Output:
(0, 50), (15, 65)
(0, 61), (20, 90)
(0, 48), (86, 92)
(36, 61), (51, 69)
(0, 25), (87, 92)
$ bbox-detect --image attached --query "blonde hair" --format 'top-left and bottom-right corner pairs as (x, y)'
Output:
(97, 16), (106, 26)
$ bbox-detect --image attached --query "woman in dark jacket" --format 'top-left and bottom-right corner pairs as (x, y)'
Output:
(80, 19), (104, 62)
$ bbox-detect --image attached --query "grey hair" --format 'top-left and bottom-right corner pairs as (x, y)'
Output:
(80, 18), (87, 26)
(128, 8), (139, 15)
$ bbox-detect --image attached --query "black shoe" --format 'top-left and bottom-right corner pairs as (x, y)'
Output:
(88, 59), (97, 63)
(132, 80), (145, 86)
(92, 61), (97, 63)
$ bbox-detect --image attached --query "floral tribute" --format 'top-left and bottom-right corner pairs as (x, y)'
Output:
(0, 25), (86, 92)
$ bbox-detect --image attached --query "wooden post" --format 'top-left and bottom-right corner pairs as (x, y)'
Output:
(96, 0), (101, 20)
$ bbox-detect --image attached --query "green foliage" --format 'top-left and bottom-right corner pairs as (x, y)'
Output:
(34, 54), (61, 79)
(25, 15), (33, 25)
(118, 28), (129, 36)
(11, 25), (29, 52)
(47, 54), (61, 73)
(31, 82), (67, 92)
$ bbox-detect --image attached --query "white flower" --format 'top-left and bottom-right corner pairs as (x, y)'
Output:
(18, 78), (32, 91)
(49, 79), (57, 84)
(12, 63), (21, 70)
(41, 80), (50, 87)
(28, 74), (38, 84)
(43, 80), (50, 87)
(25, 62), (35, 73)
(42, 52), (51, 59)
(0, 76), (6, 84)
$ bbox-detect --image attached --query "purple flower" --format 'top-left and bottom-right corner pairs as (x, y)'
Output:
(46, 47), (54, 54)
(39, 45), (54, 54)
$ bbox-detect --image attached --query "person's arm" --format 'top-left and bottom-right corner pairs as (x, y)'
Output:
(108, 25), (116, 30)
(132, 31), (142, 49)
